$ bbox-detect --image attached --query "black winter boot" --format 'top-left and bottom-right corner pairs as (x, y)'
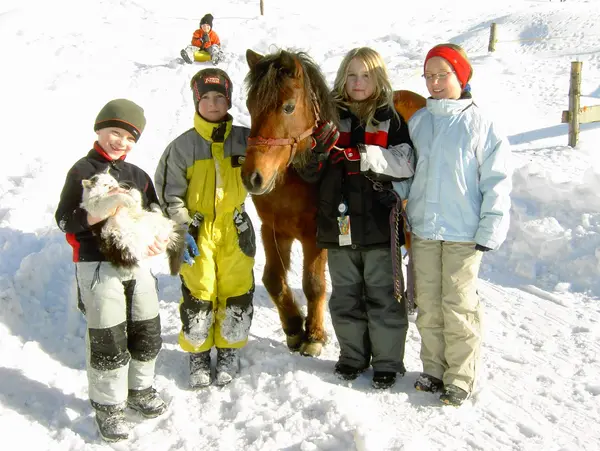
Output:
(190, 351), (212, 389)
(414, 373), (444, 393)
(372, 371), (397, 389)
(94, 404), (128, 442)
(440, 384), (469, 406)
(334, 363), (366, 381)
(216, 348), (240, 386)
(127, 387), (167, 418)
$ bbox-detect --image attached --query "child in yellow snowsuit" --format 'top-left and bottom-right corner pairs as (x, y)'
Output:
(155, 68), (255, 387)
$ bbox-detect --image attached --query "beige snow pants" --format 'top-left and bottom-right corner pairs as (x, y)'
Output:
(412, 235), (483, 394)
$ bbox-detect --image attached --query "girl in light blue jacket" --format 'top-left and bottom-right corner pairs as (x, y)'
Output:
(394, 43), (512, 406)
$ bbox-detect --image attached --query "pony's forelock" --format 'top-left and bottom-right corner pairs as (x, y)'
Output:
(245, 49), (338, 125)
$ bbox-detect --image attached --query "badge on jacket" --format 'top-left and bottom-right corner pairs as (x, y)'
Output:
(337, 201), (352, 246)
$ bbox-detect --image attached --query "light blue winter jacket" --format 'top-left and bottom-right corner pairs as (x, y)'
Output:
(392, 98), (512, 250)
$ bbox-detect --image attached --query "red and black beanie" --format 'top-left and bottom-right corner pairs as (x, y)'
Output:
(190, 68), (233, 109)
(93, 99), (146, 142)
(200, 13), (214, 29)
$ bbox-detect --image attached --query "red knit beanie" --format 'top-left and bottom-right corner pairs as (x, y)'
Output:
(424, 45), (472, 90)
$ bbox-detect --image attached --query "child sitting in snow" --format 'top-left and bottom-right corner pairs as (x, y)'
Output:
(180, 13), (224, 65)
(395, 43), (512, 406)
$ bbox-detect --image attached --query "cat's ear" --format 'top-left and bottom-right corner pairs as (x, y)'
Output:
(82, 179), (92, 189)
(104, 167), (111, 174)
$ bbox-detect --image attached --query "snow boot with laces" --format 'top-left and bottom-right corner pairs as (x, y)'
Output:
(216, 348), (240, 386)
(127, 387), (167, 418)
(190, 351), (212, 388)
(414, 373), (444, 393)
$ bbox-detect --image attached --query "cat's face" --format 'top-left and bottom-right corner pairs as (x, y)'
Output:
(82, 171), (120, 197)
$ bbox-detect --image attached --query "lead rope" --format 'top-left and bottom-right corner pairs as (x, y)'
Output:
(399, 201), (416, 314)
(365, 176), (402, 300)
(366, 174), (415, 312)
(388, 190), (406, 304)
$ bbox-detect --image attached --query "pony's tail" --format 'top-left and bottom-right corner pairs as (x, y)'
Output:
(167, 224), (188, 276)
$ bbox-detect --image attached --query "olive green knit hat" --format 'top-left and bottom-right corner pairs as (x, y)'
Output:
(94, 99), (146, 142)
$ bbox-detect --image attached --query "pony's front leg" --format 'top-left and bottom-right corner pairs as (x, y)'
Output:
(300, 240), (328, 357)
(261, 224), (305, 351)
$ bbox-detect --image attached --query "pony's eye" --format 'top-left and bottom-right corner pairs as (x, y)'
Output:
(282, 103), (295, 115)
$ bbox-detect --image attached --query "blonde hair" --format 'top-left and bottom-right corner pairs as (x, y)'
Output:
(332, 47), (397, 126)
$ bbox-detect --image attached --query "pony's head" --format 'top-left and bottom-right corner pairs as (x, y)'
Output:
(243, 49), (337, 195)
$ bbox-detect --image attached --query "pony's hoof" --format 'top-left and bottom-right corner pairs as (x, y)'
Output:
(299, 341), (323, 357)
(286, 334), (303, 352)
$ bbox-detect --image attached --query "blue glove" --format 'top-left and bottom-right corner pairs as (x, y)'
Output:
(182, 232), (200, 265)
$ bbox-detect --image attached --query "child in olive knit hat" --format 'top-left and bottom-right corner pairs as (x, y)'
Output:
(93, 98), (146, 142)
(55, 98), (168, 442)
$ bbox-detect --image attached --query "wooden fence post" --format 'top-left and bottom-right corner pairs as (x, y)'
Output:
(260, 0), (264, 15)
(568, 61), (582, 147)
(488, 23), (497, 52)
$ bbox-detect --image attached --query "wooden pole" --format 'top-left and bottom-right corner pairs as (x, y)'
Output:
(568, 61), (582, 147)
(260, 0), (264, 15)
(488, 23), (497, 52)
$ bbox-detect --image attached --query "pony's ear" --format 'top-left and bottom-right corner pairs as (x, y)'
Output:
(246, 49), (263, 70)
(82, 179), (92, 189)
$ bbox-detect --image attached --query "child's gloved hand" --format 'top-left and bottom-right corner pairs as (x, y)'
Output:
(311, 121), (339, 154)
(182, 232), (200, 265)
(201, 32), (210, 46)
(233, 208), (256, 258)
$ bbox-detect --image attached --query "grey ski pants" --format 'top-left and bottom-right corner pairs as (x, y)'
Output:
(328, 248), (408, 373)
(75, 262), (162, 407)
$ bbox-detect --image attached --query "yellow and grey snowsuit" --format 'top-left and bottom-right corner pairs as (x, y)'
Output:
(155, 113), (255, 353)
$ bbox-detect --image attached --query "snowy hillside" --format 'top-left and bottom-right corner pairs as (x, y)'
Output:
(0, 0), (599, 450)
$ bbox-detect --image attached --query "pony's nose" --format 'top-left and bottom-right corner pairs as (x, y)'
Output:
(249, 171), (263, 189)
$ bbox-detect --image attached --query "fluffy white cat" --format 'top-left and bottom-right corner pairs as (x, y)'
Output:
(80, 169), (186, 275)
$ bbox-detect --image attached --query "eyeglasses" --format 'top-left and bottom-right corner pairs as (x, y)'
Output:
(422, 71), (455, 81)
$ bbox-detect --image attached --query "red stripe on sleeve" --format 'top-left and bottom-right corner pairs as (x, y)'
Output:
(66, 233), (81, 262)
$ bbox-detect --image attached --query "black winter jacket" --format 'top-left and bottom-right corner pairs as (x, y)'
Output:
(298, 105), (412, 250)
(55, 143), (159, 262)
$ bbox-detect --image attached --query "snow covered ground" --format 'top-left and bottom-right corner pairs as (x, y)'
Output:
(1, 0), (599, 449)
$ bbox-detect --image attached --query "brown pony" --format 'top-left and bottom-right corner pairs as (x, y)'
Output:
(242, 48), (427, 357)
(242, 49), (337, 357)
